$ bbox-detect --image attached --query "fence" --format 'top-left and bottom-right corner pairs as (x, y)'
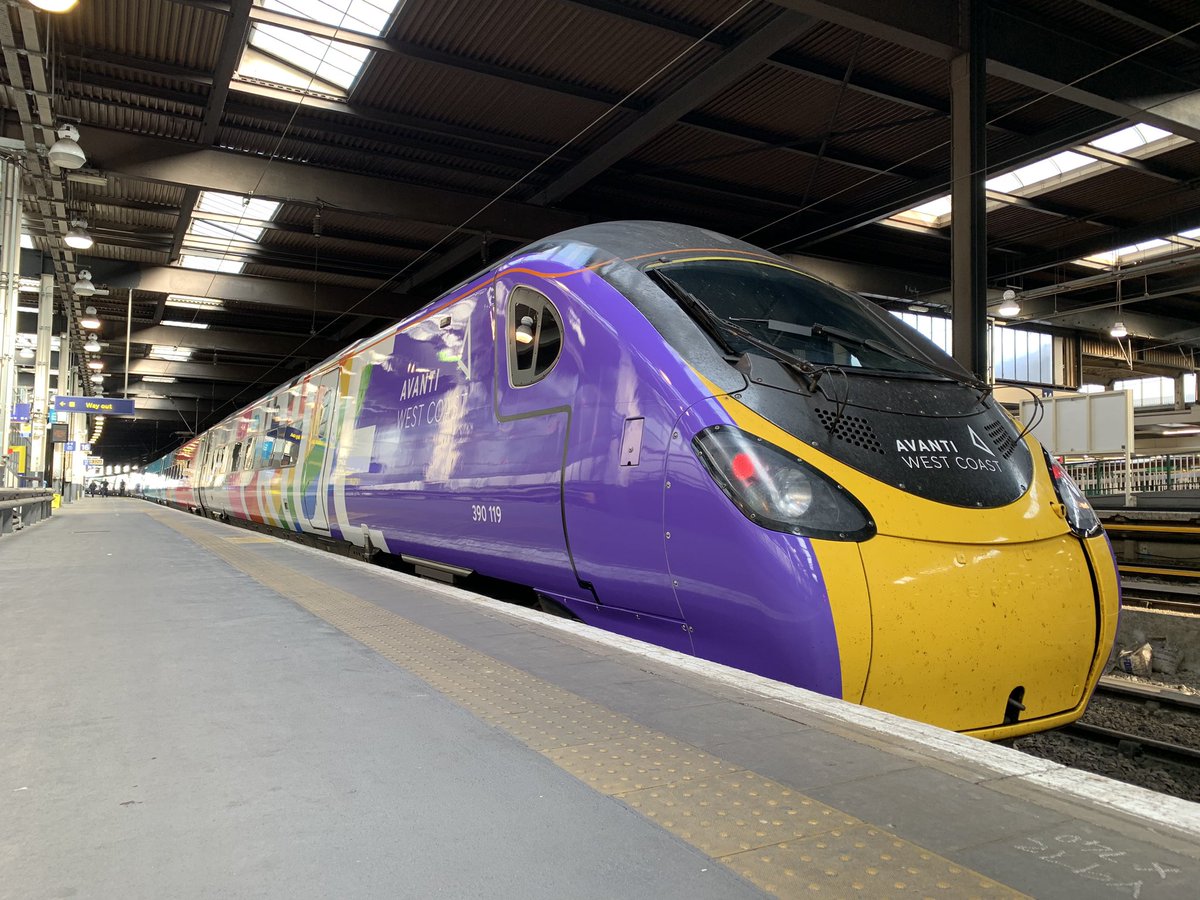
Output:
(1064, 453), (1200, 496)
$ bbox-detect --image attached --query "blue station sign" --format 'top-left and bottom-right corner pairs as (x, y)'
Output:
(54, 396), (136, 417)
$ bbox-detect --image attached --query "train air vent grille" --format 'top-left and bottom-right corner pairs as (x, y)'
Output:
(816, 409), (883, 454)
(984, 420), (1017, 458)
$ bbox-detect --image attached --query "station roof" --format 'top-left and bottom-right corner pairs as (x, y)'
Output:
(4, 0), (1200, 461)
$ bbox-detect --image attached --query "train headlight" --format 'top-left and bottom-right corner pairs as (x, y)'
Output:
(1044, 450), (1102, 538)
(692, 425), (875, 541)
(777, 471), (815, 517)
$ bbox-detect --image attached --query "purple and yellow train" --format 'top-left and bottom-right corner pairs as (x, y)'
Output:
(144, 221), (1119, 739)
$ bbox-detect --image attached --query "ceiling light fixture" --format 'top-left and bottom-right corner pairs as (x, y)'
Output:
(47, 122), (86, 168)
(30, 0), (80, 12)
(18, 347), (34, 359)
(64, 218), (93, 250)
(87, 360), (104, 371)
(72, 270), (96, 296)
(89, 373), (105, 384)
(996, 289), (1021, 318)
(1110, 321), (1128, 339)
(165, 294), (223, 309)
(83, 333), (101, 353)
(80, 305), (101, 330)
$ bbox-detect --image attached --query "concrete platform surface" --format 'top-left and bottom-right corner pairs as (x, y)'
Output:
(2, 498), (1199, 900)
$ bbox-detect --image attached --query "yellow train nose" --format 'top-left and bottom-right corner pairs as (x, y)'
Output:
(856, 535), (1100, 732)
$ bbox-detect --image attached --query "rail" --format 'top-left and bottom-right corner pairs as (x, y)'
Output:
(0, 489), (55, 536)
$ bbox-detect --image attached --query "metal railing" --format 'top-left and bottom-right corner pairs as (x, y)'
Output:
(1064, 454), (1200, 497)
(0, 489), (54, 536)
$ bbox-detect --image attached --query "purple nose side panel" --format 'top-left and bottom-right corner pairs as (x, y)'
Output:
(663, 400), (844, 698)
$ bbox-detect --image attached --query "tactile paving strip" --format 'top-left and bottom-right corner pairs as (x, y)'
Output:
(151, 510), (1025, 899)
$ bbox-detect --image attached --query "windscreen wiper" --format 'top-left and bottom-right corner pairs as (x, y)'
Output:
(648, 270), (820, 389)
(647, 269), (740, 359)
(810, 322), (992, 396)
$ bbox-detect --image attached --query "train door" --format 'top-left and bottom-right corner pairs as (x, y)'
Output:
(490, 279), (579, 595)
(299, 367), (339, 532)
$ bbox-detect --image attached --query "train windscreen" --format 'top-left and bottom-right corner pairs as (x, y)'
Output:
(651, 259), (964, 379)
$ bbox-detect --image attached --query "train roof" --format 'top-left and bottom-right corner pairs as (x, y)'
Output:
(511, 220), (784, 270)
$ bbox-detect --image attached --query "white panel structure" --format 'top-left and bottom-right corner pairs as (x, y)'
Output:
(1019, 391), (1133, 456)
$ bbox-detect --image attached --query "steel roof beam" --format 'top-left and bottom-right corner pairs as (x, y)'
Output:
(531, 10), (822, 205)
(199, 0), (252, 146)
(101, 266), (404, 320)
(124, 324), (340, 359)
(126, 380), (244, 400)
(1074, 0), (1200, 52)
(82, 128), (586, 241)
(564, 0), (967, 119)
(119, 358), (284, 384)
(1004, 208), (1200, 277)
(986, 6), (1200, 145)
(772, 1), (1200, 143)
(247, 5), (644, 110)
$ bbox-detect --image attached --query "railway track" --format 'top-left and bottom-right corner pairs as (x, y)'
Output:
(1119, 577), (1199, 613)
(1014, 677), (1200, 802)
(1058, 721), (1200, 769)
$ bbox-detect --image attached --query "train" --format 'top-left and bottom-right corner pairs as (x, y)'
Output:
(142, 221), (1120, 740)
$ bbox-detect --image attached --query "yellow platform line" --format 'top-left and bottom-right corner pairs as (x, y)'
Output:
(1105, 524), (1200, 535)
(1120, 564), (1200, 578)
(149, 509), (1025, 899)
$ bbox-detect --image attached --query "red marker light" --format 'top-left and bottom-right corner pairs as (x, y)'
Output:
(731, 451), (756, 482)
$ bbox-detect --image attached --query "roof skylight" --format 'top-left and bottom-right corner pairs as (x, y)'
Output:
(239, 1), (402, 97)
(178, 191), (282, 273)
(1073, 237), (1191, 270)
(885, 123), (1185, 230)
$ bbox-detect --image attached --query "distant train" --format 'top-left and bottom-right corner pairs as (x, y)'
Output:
(144, 221), (1119, 739)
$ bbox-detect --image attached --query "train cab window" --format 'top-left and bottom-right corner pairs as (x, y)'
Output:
(508, 287), (563, 387)
(650, 259), (963, 378)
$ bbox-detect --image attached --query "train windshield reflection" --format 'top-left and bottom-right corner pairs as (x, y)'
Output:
(652, 259), (964, 379)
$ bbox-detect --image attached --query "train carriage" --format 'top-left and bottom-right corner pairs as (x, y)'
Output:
(145, 221), (1120, 739)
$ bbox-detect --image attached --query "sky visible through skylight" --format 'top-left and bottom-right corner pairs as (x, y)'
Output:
(246, 0), (401, 92)
(888, 124), (1176, 229)
(179, 191), (282, 274)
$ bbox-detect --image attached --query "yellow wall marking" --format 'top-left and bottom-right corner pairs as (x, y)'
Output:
(149, 509), (1025, 899)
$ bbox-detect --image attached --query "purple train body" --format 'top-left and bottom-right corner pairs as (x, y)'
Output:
(145, 221), (1120, 739)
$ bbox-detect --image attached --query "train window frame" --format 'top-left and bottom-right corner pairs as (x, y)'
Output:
(507, 285), (563, 388)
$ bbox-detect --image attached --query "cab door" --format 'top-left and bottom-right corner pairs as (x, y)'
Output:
(489, 278), (578, 594)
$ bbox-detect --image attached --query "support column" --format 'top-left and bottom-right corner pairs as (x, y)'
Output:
(0, 159), (21, 487)
(29, 273), (53, 482)
(950, 1), (988, 381)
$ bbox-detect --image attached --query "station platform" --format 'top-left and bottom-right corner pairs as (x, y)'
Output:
(3, 499), (1199, 899)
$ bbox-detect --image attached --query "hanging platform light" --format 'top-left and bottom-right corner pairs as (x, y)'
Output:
(30, 0), (81, 13)
(996, 289), (1021, 318)
(65, 218), (93, 250)
(83, 333), (101, 353)
(47, 123), (86, 169)
(73, 270), (96, 296)
(1110, 322), (1128, 339)
(80, 304), (101, 330)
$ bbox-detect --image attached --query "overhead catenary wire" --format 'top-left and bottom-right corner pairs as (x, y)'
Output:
(152, 7), (1200, 453)
(742, 17), (1200, 250)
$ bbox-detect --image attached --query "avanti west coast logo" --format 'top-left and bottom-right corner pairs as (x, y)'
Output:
(894, 426), (1002, 472)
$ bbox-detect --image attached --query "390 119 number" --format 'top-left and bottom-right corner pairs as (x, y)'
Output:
(471, 504), (502, 524)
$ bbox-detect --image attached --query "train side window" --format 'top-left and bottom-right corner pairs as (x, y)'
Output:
(230, 442), (242, 472)
(508, 286), (563, 387)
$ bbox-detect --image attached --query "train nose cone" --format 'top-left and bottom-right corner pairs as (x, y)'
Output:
(855, 535), (1099, 732)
